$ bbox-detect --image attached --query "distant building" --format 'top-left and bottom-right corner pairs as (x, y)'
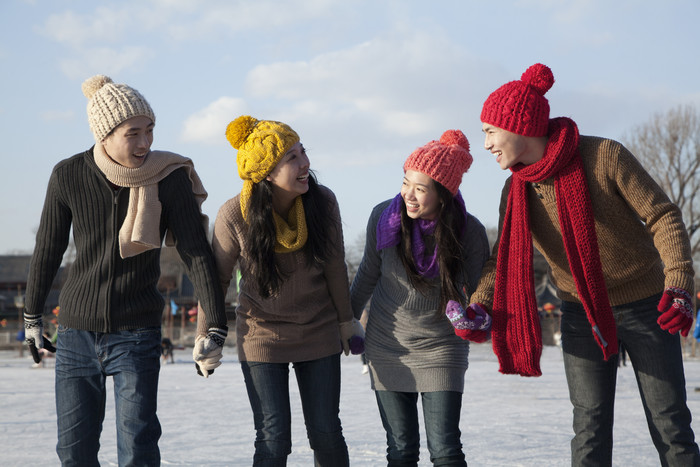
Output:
(158, 247), (238, 320)
(0, 255), (65, 320)
(0, 249), (239, 322)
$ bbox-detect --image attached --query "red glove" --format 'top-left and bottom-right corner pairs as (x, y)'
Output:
(454, 328), (490, 343)
(657, 287), (694, 337)
(446, 302), (491, 343)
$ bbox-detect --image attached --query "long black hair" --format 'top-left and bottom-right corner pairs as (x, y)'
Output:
(397, 181), (467, 315)
(245, 171), (337, 298)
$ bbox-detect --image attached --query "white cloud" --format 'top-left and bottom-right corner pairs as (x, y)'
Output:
(40, 7), (132, 47)
(37, 0), (346, 80)
(58, 46), (155, 80)
(181, 97), (248, 144)
(164, 0), (339, 40)
(240, 29), (500, 166)
(39, 0), (342, 45)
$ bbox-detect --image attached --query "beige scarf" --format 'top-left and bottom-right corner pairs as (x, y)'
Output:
(94, 143), (209, 258)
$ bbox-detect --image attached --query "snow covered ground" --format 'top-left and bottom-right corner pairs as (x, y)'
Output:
(2, 342), (699, 466)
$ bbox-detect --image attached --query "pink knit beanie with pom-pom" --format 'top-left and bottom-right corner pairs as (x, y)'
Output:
(481, 63), (554, 137)
(403, 129), (473, 195)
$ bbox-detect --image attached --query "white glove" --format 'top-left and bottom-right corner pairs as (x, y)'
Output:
(24, 312), (56, 363)
(339, 318), (365, 356)
(193, 326), (227, 378)
(24, 312), (45, 349)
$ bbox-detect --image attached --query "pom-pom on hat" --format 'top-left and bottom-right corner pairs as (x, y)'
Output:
(82, 75), (155, 142)
(403, 129), (473, 195)
(226, 115), (300, 219)
(480, 63), (554, 137)
(226, 115), (300, 184)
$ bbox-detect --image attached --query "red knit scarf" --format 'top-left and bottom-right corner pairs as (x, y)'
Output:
(493, 117), (618, 377)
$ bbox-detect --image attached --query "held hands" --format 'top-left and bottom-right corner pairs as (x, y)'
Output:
(24, 312), (56, 364)
(657, 287), (694, 337)
(446, 301), (492, 343)
(339, 318), (365, 356)
(193, 326), (228, 378)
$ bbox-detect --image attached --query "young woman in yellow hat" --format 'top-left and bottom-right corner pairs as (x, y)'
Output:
(194, 115), (364, 466)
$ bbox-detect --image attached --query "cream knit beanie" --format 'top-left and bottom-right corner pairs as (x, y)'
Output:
(82, 75), (155, 142)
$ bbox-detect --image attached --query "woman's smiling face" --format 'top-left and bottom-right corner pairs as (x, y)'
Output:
(401, 170), (440, 220)
(266, 142), (310, 198)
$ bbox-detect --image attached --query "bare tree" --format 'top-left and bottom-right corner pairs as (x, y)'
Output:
(623, 104), (700, 260)
(345, 233), (366, 285)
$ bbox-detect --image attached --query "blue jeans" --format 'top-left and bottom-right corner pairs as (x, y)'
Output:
(375, 390), (467, 467)
(240, 353), (349, 467)
(561, 294), (700, 466)
(55, 326), (162, 467)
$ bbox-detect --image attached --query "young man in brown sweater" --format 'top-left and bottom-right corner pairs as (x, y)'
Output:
(455, 63), (699, 465)
(24, 75), (228, 466)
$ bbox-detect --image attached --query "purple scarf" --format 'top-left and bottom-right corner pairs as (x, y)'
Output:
(376, 192), (466, 278)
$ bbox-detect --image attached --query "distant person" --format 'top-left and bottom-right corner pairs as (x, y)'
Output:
(350, 130), (490, 466)
(31, 331), (57, 368)
(161, 337), (175, 364)
(195, 115), (364, 466)
(464, 63), (699, 465)
(24, 75), (228, 466)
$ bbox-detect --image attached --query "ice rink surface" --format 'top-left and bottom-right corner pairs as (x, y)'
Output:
(2, 342), (699, 466)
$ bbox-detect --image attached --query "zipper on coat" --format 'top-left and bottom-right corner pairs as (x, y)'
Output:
(103, 187), (122, 332)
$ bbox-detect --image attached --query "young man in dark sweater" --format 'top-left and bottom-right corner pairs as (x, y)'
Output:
(24, 75), (228, 466)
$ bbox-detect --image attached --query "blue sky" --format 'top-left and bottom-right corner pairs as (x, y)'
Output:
(2, 0), (699, 255)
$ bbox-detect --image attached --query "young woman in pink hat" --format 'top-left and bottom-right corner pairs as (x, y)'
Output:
(350, 130), (490, 466)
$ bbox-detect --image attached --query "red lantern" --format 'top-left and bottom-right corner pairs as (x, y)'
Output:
(543, 303), (555, 312)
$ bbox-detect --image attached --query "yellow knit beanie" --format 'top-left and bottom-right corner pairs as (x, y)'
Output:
(82, 75), (155, 142)
(226, 115), (300, 219)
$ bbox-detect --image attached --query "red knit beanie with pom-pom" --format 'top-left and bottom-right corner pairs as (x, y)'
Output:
(481, 63), (554, 137)
(403, 129), (473, 195)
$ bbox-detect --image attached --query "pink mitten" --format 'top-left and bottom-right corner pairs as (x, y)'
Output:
(446, 301), (491, 343)
(445, 301), (491, 331)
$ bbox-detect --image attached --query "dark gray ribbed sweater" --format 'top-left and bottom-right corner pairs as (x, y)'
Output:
(26, 147), (227, 333)
(350, 200), (491, 392)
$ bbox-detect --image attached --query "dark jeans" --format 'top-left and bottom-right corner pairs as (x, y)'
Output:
(375, 390), (467, 467)
(55, 326), (162, 467)
(561, 294), (700, 466)
(240, 353), (349, 467)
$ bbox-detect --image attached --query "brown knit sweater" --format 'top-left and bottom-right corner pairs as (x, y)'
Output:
(199, 185), (353, 363)
(471, 135), (694, 308)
